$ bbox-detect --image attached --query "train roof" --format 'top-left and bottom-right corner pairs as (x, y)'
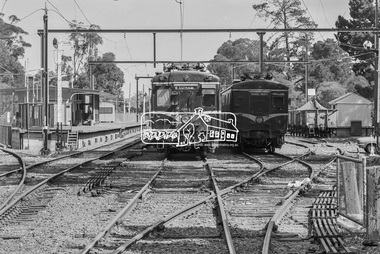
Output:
(225, 79), (288, 91)
(152, 69), (220, 83)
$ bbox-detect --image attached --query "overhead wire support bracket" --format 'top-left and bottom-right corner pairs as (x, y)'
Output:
(37, 28), (380, 34)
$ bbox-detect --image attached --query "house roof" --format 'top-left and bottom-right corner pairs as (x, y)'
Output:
(296, 99), (328, 111)
(328, 92), (372, 105)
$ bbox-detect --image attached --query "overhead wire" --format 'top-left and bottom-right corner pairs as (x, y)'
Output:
(73, 0), (91, 25)
(19, 8), (45, 21)
(301, 0), (324, 41)
(0, 0), (7, 15)
(319, 0), (331, 27)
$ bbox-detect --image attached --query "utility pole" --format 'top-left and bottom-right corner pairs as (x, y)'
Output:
(135, 75), (152, 123)
(40, 5), (50, 155)
(375, 0), (380, 147)
(128, 82), (131, 115)
(305, 34), (309, 102)
(257, 32), (265, 74)
(53, 38), (62, 125)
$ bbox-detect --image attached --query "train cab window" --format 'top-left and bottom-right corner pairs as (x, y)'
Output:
(251, 93), (269, 113)
(202, 89), (215, 107)
(272, 93), (285, 112)
(202, 94), (215, 107)
(156, 87), (171, 107)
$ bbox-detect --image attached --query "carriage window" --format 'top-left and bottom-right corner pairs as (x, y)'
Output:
(156, 87), (170, 107)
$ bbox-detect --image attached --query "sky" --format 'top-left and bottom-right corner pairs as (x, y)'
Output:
(1, 0), (351, 97)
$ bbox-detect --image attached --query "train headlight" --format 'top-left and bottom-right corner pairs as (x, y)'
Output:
(181, 115), (190, 123)
(204, 75), (213, 82)
(256, 117), (264, 123)
(158, 76), (167, 82)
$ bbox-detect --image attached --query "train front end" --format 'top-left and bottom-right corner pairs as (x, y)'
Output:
(142, 64), (221, 158)
(223, 79), (289, 152)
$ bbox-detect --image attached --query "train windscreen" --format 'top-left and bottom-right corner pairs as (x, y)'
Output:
(156, 87), (171, 108)
(202, 89), (215, 107)
(272, 92), (287, 113)
(251, 92), (269, 114)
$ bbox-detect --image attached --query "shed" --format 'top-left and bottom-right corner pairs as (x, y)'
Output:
(328, 92), (373, 136)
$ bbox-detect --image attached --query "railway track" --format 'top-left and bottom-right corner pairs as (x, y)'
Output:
(0, 135), (142, 250)
(79, 144), (317, 253)
(0, 137), (362, 253)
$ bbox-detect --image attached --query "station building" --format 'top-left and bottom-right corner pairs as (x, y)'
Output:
(0, 83), (140, 154)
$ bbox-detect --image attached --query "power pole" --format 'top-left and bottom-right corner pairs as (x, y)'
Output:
(257, 32), (265, 74)
(305, 34), (309, 102)
(41, 5), (50, 155)
(135, 75), (152, 123)
(375, 0), (380, 147)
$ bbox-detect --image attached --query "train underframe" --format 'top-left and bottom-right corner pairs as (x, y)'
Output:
(288, 125), (335, 138)
(239, 130), (285, 153)
(156, 142), (217, 159)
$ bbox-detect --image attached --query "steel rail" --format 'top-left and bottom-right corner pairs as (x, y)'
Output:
(79, 160), (166, 254)
(110, 193), (218, 254)
(105, 151), (310, 254)
(0, 136), (141, 218)
(262, 152), (334, 254)
(205, 162), (236, 254)
(0, 148), (27, 211)
(261, 169), (312, 254)
(0, 133), (141, 179)
(262, 186), (304, 254)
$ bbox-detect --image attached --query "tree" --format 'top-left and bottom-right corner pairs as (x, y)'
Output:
(307, 39), (352, 87)
(93, 52), (124, 95)
(335, 0), (377, 83)
(0, 16), (31, 87)
(68, 21), (103, 82)
(252, 0), (317, 66)
(343, 74), (372, 99)
(207, 38), (262, 87)
(316, 81), (347, 108)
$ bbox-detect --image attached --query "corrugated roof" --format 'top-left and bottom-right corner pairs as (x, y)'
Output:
(328, 92), (372, 105)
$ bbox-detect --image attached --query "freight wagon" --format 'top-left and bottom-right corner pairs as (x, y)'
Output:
(288, 100), (337, 137)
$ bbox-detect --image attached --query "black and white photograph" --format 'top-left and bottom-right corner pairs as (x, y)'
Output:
(0, 0), (380, 253)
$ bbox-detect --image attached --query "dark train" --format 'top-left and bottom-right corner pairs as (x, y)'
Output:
(221, 76), (289, 152)
(143, 63), (222, 158)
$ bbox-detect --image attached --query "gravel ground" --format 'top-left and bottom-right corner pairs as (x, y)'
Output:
(1, 135), (379, 253)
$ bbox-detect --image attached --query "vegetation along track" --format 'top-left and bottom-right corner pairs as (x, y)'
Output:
(0, 134), (141, 253)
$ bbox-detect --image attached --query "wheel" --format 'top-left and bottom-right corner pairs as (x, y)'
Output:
(267, 144), (275, 153)
(365, 143), (377, 154)
(164, 146), (171, 159)
(200, 147), (207, 160)
(239, 142), (245, 152)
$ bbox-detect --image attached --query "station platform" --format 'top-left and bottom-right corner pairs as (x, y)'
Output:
(10, 122), (143, 155)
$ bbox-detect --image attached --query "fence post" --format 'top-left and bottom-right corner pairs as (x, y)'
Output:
(364, 157), (380, 246)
